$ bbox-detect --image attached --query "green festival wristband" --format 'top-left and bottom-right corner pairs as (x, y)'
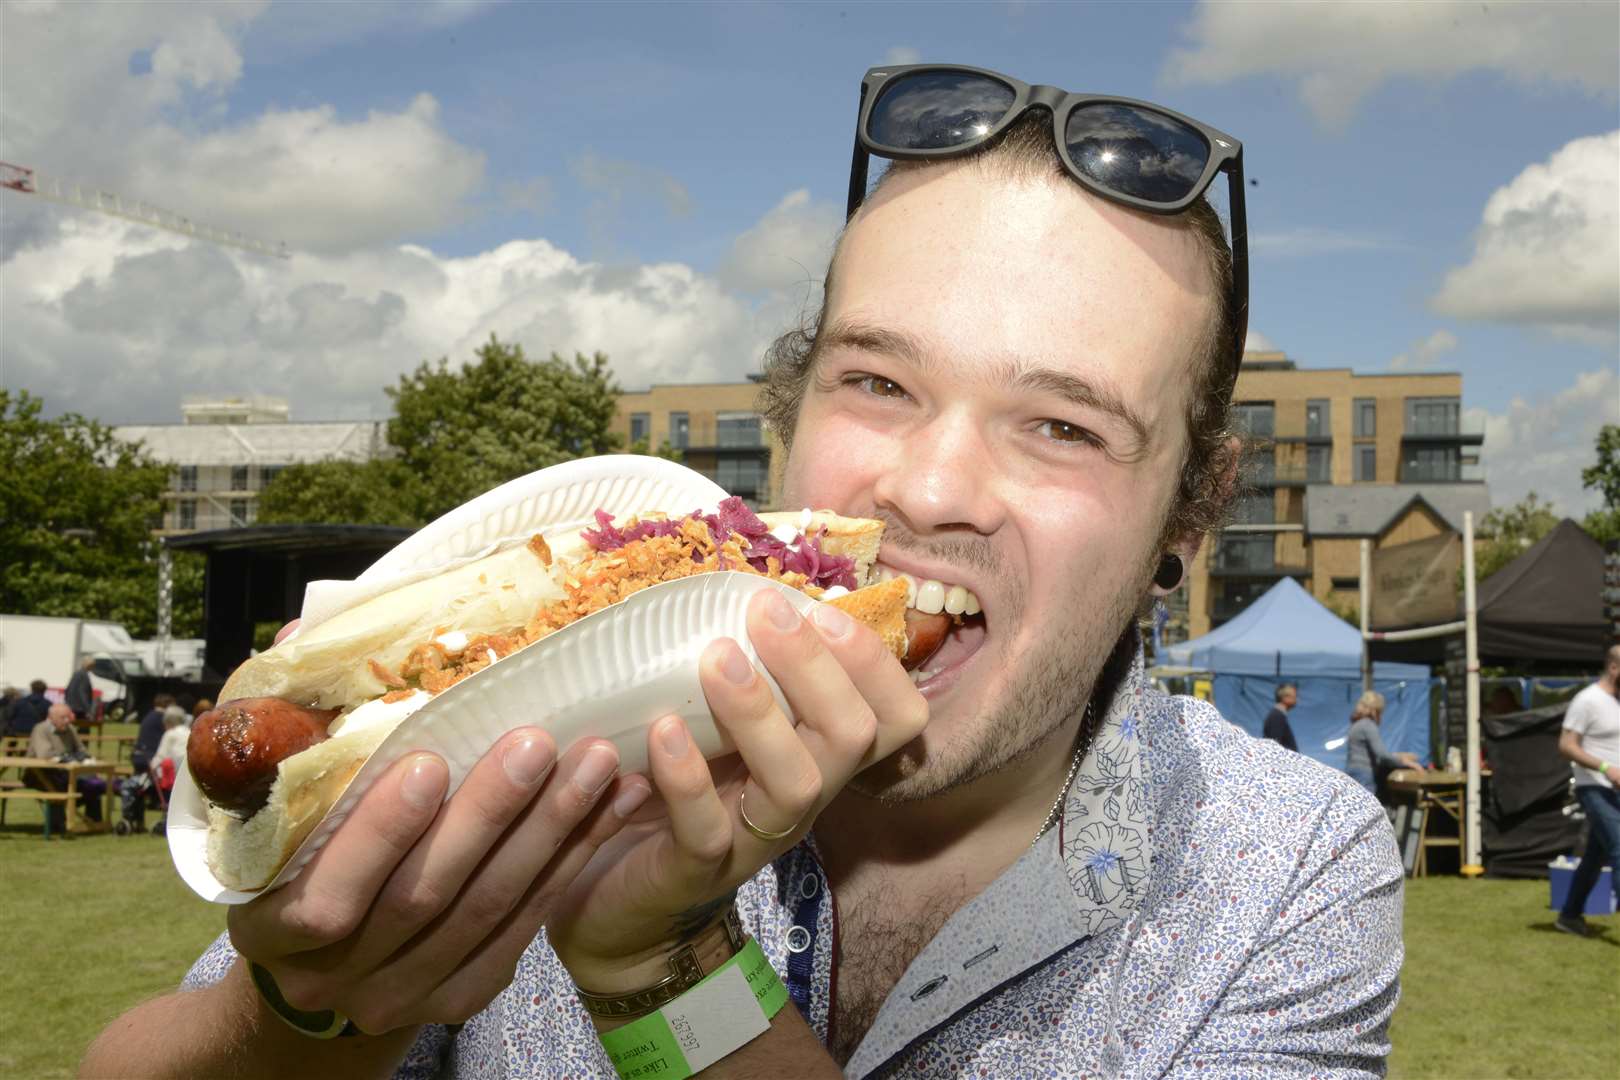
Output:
(596, 937), (789, 1079)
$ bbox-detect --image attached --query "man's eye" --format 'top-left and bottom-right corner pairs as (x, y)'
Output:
(1037, 420), (1101, 447)
(848, 375), (908, 399)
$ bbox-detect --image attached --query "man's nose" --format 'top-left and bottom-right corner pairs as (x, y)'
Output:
(872, 407), (1006, 537)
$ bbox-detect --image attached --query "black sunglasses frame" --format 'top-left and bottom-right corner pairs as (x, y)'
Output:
(845, 63), (1248, 381)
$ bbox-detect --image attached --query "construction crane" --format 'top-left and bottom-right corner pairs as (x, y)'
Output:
(1, 160), (290, 259)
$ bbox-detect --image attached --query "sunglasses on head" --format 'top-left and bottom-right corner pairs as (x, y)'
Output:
(845, 63), (1248, 382)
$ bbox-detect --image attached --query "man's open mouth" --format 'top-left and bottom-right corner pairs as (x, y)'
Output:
(873, 562), (990, 693)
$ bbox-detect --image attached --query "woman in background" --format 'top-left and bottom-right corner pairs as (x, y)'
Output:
(1345, 690), (1422, 793)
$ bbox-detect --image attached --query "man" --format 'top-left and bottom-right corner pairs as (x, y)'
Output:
(64, 654), (95, 723)
(85, 66), (1401, 1078)
(7, 679), (50, 738)
(132, 694), (172, 773)
(1555, 644), (1620, 936)
(27, 702), (105, 831)
(1263, 682), (1300, 752)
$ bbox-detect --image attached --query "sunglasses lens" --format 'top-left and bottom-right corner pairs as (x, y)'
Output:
(1063, 103), (1211, 204)
(868, 71), (1017, 150)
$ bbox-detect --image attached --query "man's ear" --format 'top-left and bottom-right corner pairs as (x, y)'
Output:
(1150, 435), (1240, 598)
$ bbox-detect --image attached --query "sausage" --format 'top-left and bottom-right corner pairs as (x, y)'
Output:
(902, 609), (951, 671)
(187, 698), (339, 816)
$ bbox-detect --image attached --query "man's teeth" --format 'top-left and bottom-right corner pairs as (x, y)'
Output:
(876, 567), (981, 617)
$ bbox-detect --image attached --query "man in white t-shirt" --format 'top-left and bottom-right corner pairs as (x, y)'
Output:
(1556, 644), (1620, 935)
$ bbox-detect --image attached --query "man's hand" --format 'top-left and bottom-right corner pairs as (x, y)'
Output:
(226, 726), (648, 1036)
(546, 588), (928, 990)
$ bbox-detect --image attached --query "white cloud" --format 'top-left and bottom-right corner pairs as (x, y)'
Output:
(717, 189), (842, 295)
(0, 1), (485, 254)
(1389, 329), (1460, 372)
(1430, 131), (1619, 335)
(1, 192), (820, 423)
(1469, 368), (1617, 516)
(1250, 227), (1402, 258)
(1243, 328), (1277, 353)
(883, 46), (922, 67)
(1164, 0), (1619, 130)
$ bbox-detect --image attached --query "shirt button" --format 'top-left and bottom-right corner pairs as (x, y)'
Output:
(785, 925), (812, 954)
(798, 874), (820, 900)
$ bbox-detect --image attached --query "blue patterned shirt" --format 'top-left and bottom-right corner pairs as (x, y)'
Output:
(182, 640), (1404, 1077)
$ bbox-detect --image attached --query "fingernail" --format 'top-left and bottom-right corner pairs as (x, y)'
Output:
(658, 717), (689, 759)
(721, 643), (754, 685)
(612, 782), (651, 819)
(766, 591), (798, 631)
(812, 602), (853, 639)
(502, 734), (555, 787)
(573, 744), (618, 795)
(400, 756), (447, 810)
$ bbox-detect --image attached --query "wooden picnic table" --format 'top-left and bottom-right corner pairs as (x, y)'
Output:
(84, 733), (138, 764)
(1386, 768), (1492, 878)
(0, 755), (125, 835)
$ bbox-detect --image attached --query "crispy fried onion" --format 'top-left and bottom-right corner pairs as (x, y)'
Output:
(371, 518), (816, 698)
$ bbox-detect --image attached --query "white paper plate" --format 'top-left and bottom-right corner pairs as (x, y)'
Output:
(169, 457), (803, 904)
(297, 456), (729, 634)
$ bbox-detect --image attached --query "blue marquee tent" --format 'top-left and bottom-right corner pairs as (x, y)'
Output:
(1164, 577), (1432, 771)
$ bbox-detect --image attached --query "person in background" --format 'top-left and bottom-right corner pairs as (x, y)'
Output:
(164, 696), (192, 728)
(0, 686), (18, 737)
(65, 654), (95, 722)
(27, 702), (105, 830)
(1263, 682), (1299, 752)
(8, 680), (51, 738)
(132, 693), (172, 774)
(1345, 690), (1421, 794)
(153, 709), (190, 799)
(1554, 644), (1620, 937)
(191, 697), (214, 721)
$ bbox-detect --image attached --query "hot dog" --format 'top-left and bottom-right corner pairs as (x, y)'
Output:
(190, 497), (946, 891)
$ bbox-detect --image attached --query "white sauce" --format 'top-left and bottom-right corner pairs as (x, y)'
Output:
(821, 585), (850, 599)
(434, 630), (469, 654)
(330, 690), (431, 737)
(769, 523), (800, 545)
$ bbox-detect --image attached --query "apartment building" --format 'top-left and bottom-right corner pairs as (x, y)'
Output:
(611, 380), (780, 507)
(1178, 349), (1489, 640)
(115, 396), (388, 535)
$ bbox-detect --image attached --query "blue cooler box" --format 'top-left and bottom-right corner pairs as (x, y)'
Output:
(1548, 857), (1618, 915)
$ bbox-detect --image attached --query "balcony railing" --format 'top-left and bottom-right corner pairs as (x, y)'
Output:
(1242, 460), (1310, 487)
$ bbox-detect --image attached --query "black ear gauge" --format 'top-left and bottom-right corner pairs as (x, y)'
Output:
(1153, 553), (1183, 591)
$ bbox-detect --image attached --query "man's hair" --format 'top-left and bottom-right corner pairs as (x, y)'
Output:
(153, 693), (174, 709)
(1275, 683), (1297, 702)
(758, 113), (1241, 547)
(30, 679), (47, 694)
(1606, 644), (1620, 670)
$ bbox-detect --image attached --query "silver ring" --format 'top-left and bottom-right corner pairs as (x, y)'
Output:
(738, 788), (798, 842)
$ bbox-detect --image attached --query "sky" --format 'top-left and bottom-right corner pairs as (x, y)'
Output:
(2, 0), (1616, 516)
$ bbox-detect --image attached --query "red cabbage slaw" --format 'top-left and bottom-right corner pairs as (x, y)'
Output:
(581, 496), (858, 590)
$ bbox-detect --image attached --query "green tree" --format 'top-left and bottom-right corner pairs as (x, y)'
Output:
(1580, 424), (1620, 543)
(628, 437), (684, 463)
(0, 389), (202, 637)
(255, 336), (629, 527)
(389, 336), (624, 521)
(1474, 492), (1561, 581)
(257, 459), (420, 527)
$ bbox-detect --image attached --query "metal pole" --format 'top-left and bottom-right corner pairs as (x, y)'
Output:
(1360, 539), (1373, 692)
(156, 545), (173, 675)
(1462, 511), (1484, 877)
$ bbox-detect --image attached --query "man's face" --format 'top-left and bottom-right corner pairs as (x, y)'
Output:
(1281, 687), (1298, 709)
(781, 164), (1214, 800)
(49, 706), (72, 730)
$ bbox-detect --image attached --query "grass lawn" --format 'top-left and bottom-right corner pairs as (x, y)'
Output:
(1, 750), (1616, 1078)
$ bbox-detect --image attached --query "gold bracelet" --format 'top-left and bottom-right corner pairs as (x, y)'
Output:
(573, 906), (745, 1020)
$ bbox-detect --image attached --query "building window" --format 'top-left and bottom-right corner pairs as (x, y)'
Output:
(1215, 535), (1274, 572)
(1406, 396), (1460, 436)
(1330, 577), (1361, 592)
(717, 413), (763, 448)
(669, 412), (690, 449)
(716, 457), (766, 500)
(1305, 399), (1331, 438)
(1355, 445), (1376, 482)
(231, 465), (250, 491)
(1230, 402), (1275, 439)
(1232, 492), (1275, 525)
(179, 500), (196, 530)
(1354, 398), (1376, 437)
(629, 412), (650, 445)
(1402, 445), (1462, 482)
(178, 465), (198, 492)
(1306, 445), (1332, 483)
(230, 499), (252, 526)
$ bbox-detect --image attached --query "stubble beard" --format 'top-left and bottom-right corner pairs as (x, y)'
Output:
(849, 544), (1156, 805)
